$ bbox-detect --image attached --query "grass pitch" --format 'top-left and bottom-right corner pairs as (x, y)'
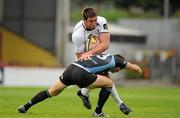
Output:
(0, 86), (180, 118)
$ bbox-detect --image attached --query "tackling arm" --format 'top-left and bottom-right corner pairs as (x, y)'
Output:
(125, 62), (142, 75)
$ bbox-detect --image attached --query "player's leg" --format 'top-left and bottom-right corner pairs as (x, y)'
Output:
(111, 84), (132, 115)
(76, 73), (109, 110)
(77, 75), (128, 112)
(111, 62), (142, 115)
(96, 73), (132, 115)
(77, 88), (92, 109)
(101, 72), (132, 115)
(18, 79), (67, 113)
(78, 75), (132, 115)
(79, 88), (91, 97)
(111, 84), (123, 106)
(87, 74), (113, 117)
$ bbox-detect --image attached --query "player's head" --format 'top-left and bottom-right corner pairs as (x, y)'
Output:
(82, 7), (97, 30)
(110, 54), (127, 73)
(114, 54), (127, 69)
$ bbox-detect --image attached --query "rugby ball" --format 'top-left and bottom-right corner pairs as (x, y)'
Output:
(86, 35), (99, 51)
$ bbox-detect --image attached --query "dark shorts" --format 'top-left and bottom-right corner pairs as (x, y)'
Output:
(59, 64), (97, 88)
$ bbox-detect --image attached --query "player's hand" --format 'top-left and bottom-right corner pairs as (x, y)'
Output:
(133, 64), (142, 75)
(79, 52), (93, 61)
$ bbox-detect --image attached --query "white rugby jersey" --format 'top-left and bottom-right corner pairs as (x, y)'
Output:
(72, 16), (109, 53)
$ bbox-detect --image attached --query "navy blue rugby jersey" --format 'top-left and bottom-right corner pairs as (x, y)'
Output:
(72, 54), (115, 74)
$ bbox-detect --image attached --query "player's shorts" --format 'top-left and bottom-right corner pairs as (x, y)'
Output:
(59, 64), (97, 88)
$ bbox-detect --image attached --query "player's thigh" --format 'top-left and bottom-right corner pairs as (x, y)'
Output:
(87, 74), (112, 89)
(48, 79), (67, 96)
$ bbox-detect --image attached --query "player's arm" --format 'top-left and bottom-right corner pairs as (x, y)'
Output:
(112, 54), (142, 75)
(78, 32), (110, 60)
(125, 62), (142, 75)
(89, 32), (110, 55)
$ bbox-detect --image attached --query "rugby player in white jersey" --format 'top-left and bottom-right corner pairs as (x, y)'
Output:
(72, 7), (132, 115)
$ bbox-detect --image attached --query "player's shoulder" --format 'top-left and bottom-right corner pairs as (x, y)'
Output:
(73, 20), (84, 32)
(97, 16), (108, 24)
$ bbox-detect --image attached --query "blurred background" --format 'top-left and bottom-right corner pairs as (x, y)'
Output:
(0, 0), (180, 86)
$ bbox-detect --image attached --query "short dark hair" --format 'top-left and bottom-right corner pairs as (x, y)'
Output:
(114, 54), (127, 69)
(82, 7), (97, 20)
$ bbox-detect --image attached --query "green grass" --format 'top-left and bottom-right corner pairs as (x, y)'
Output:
(0, 86), (180, 118)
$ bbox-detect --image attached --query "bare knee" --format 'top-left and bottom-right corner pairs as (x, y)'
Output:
(105, 79), (113, 88)
(48, 79), (66, 96)
(48, 88), (61, 96)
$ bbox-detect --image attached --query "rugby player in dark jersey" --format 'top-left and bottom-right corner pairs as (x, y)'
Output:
(18, 54), (142, 117)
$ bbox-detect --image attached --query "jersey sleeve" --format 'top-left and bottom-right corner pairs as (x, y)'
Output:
(98, 16), (109, 33)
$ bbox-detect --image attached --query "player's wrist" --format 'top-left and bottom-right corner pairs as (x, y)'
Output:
(86, 50), (93, 55)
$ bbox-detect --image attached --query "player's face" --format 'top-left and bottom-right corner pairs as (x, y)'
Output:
(84, 16), (97, 30)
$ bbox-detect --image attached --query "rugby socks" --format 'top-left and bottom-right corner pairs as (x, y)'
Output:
(111, 84), (123, 106)
(24, 90), (51, 111)
(80, 88), (91, 97)
(95, 87), (112, 114)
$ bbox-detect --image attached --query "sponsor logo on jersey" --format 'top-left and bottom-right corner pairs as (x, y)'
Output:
(103, 24), (108, 30)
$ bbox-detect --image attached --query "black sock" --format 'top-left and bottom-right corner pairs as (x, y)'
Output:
(24, 90), (51, 111)
(95, 87), (112, 114)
